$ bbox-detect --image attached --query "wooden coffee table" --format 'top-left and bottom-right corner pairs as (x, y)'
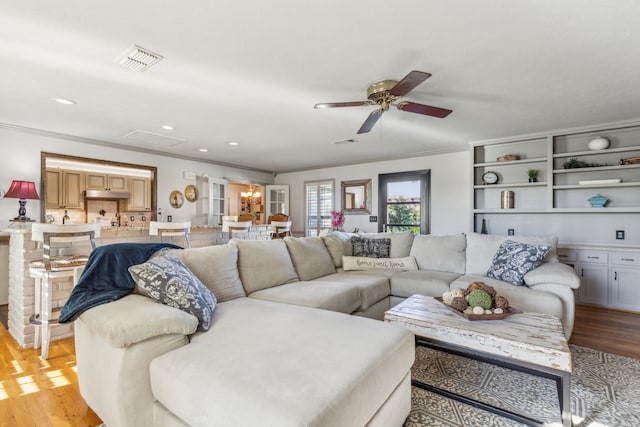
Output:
(385, 294), (572, 427)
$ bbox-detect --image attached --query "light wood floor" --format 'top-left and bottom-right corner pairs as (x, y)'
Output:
(0, 304), (637, 426)
(0, 323), (102, 427)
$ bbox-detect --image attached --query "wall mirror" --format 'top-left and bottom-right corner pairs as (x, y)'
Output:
(341, 179), (371, 214)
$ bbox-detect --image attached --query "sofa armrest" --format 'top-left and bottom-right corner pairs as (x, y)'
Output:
(78, 294), (198, 348)
(524, 262), (581, 289)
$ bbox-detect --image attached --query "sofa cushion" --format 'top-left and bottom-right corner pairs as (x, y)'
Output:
(128, 253), (216, 332)
(248, 281), (360, 314)
(409, 234), (466, 274)
(321, 231), (357, 267)
(359, 231), (415, 258)
(233, 239), (299, 294)
(465, 232), (558, 275)
(284, 236), (336, 280)
(342, 256), (418, 271)
(149, 297), (414, 427)
(164, 244), (245, 302)
(351, 236), (391, 258)
(486, 240), (551, 286)
(450, 274), (564, 321)
(390, 270), (461, 298)
(314, 272), (390, 311)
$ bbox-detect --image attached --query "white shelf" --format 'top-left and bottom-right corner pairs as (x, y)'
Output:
(553, 164), (640, 174)
(474, 182), (547, 189)
(553, 182), (640, 190)
(473, 209), (550, 214)
(474, 157), (547, 167)
(553, 145), (640, 158)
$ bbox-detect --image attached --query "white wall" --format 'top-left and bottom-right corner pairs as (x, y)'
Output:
(0, 127), (274, 229)
(276, 149), (640, 246)
(274, 151), (471, 235)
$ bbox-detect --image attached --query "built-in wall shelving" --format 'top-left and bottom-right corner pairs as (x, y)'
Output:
(470, 120), (640, 232)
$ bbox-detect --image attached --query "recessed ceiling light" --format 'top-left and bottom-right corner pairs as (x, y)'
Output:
(228, 141), (239, 146)
(161, 125), (175, 130)
(52, 98), (77, 105)
(199, 148), (208, 152)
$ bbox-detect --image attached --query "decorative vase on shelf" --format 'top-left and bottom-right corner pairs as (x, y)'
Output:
(480, 219), (488, 234)
(588, 136), (610, 151)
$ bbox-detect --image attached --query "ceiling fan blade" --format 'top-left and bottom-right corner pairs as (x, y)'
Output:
(357, 109), (384, 134)
(389, 70), (432, 97)
(396, 101), (452, 118)
(314, 101), (371, 109)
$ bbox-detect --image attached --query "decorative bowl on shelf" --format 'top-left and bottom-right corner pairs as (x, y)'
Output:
(588, 136), (610, 151)
(588, 194), (609, 208)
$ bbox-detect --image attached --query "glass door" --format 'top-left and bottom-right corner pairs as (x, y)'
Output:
(265, 185), (289, 217)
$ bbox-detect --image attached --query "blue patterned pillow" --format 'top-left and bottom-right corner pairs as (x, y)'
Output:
(350, 236), (391, 258)
(129, 253), (216, 331)
(486, 240), (551, 286)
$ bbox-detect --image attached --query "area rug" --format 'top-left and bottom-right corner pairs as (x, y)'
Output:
(405, 344), (640, 426)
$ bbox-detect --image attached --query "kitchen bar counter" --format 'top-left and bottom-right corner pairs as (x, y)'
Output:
(2, 224), (233, 347)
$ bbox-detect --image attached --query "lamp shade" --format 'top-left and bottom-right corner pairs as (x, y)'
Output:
(4, 180), (40, 200)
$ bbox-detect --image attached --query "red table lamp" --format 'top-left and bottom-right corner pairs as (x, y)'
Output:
(4, 180), (40, 220)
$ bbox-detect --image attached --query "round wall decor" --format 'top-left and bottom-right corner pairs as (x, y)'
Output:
(185, 184), (198, 202)
(170, 190), (184, 208)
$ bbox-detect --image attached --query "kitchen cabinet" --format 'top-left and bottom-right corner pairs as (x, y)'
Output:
(86, 173), (127, 191)
(127, 177), (151, 211)
(45, 169), (84, 209)
(559, 245), (640, 312)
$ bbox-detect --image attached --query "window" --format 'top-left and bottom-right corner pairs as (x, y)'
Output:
(305, 180), (334, 236)
(378, 170), (430, 234)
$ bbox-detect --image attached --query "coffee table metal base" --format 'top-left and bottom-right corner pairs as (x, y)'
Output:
(413, 336), (572, 427)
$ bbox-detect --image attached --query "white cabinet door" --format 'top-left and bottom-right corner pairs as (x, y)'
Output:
(265, 185), (289, 217)
(575, 262), (609, 306)
(610, 268), (640, 311)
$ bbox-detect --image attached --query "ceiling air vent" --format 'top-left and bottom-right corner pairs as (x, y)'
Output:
(122, 130), (185, 147)
(117, 44), (163, 72)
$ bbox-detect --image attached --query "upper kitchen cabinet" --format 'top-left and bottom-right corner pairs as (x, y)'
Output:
(86, 173), (128, 191)
(126, 177), (151, 211)
(45, 169), (84, 209)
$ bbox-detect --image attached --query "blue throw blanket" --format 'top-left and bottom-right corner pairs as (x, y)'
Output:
(59, 242), (182, 323)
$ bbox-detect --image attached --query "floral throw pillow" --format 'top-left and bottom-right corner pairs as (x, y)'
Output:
(129, 253), (216, 331)
(350, 236), (391, 258)
(486, 240), (551, 286)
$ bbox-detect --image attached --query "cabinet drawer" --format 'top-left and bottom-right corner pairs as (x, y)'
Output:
(577, 250), (608, 264)
(557, 248), (576, 262)
(610, 252), (640, 267)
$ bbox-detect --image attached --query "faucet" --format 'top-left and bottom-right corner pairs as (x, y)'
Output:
(116, 213), (121, 227)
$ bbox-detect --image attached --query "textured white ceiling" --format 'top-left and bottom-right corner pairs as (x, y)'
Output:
(1, 1), (639, 173)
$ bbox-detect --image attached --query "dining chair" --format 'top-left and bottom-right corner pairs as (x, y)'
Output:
(270, 220), (292, 239)
(228, 221), (252, 239)
(238, 213), (254, 223)
(29, 222), (101, 359)
(221, 216), (238, 232)
(267, 213), (289, 224)
(149, 221), (191, 248)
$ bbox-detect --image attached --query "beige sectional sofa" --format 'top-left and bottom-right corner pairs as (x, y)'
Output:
(74, 231), (580, 427)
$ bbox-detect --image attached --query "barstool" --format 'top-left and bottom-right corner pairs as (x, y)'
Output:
(149, 221), (192, 248)
(29, 223), (100, 359)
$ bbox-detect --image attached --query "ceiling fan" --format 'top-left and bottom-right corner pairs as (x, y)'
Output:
(314, 70), (452, 134)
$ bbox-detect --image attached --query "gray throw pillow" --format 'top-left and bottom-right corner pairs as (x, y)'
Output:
(486, 240), (551, 286)
(350, 236), (391, 258)
(129, 253), (216, 331)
